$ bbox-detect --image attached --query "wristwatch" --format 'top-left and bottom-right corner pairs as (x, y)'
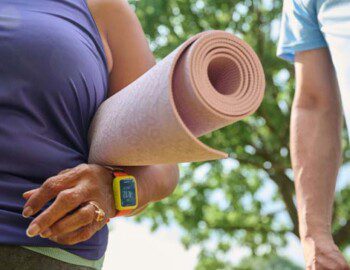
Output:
(112, 169), (138, 217)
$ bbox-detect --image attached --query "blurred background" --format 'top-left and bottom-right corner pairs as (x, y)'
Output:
(103, 0), (350, 269)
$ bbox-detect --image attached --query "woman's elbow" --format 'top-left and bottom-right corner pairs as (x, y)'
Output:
(155, 164), (179, 201)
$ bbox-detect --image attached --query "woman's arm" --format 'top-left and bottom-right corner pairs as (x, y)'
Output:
(92, 0), (179, 213)
(22, 0), (179, 245)
(88, 0), (156, 93)
(120, 165), (180, 213)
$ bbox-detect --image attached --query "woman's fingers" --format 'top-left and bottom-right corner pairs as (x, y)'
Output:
(49, 220), (104, 246)
(22, 170), (73, 200)
(26, 188), (84, 237)
(22, 184), (58, 218)
(40, 203), (96, 238)
(22, 166), (85, 218)
(22, 188), (39, 200)
(58, 168), (73, 175)
(22, 163), (113, 243)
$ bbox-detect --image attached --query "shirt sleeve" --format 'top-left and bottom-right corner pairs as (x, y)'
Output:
(277, 0), (327, 62)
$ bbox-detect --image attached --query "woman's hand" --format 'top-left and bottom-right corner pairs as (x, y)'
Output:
(22, 164), (118, 245)
(302, 234), (350, 270)
(22, 163), (179, 245)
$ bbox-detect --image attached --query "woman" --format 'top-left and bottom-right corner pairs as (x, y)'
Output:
(0, 0), (179, 269)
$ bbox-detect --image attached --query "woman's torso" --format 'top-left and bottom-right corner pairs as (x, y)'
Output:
(0, 0), (109, 260)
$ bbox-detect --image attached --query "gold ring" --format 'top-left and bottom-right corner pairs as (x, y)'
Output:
(86, 201), (106, 222)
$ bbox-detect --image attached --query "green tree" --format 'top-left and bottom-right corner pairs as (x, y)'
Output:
(192, 251), (302, 270)
(236, 255), (302, 270)
(128, 0), (350, 267)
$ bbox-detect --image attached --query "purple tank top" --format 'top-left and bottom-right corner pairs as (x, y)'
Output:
(0, 0), (109, 260)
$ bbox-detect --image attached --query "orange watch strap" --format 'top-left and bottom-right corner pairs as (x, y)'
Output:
(113, 171), (128, 177)
(109, 170), (135, 220)
(115, 209), (134, 217)
(107, 209), (133, 223)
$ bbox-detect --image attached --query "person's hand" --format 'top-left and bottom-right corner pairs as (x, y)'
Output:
(302, 234), (350, 270)
(21, 164), (122, 245)
(22, 163), (178, 245)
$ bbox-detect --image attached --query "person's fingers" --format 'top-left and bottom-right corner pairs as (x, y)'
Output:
(40, 203), (96, 238)
(22, 165), (87, 218)
(58, 168), (72, 175)
(26, 188), (84, 237)
(313, 253), (348, 270)
(22, 177), (67, 218)
(22, 169), (73, 201)
(328, 251), (350, 270)
(49, 221), (104, 246)
(341, 264), (350, 270)
(22, 188), (39, 200)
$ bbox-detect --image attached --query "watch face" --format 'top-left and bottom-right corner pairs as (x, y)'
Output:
(120, 179), (136, 207)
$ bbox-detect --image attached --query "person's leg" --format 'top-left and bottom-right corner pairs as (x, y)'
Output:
(0, 245), (94, 270)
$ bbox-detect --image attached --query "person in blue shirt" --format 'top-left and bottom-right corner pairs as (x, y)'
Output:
(278, 0), (350, 269)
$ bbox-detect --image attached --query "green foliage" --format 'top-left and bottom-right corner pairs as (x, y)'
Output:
(129, 0), (350, 267)
(236, 255), (302, 270)
(194, 251), (302, 270)
(194, 254), (302, 270)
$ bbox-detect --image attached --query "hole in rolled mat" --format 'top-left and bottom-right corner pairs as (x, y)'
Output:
(207, 57), (242, 95)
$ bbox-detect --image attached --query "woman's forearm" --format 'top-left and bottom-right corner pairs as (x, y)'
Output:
(121, 164), (179, 210)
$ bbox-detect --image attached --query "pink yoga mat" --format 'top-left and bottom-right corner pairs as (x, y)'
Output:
(88, 30), (265, 166)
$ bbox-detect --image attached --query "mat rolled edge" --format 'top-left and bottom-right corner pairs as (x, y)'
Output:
(88, 31), (264, 166)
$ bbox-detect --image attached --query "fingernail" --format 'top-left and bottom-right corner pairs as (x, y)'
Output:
(26, 223), (40, 237)
(40, 228), (52, 238)
(22, 207), (33, 218)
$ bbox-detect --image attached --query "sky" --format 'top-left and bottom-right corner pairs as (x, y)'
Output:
(103, 219), (199, 270)
(102, 219), (304, 270)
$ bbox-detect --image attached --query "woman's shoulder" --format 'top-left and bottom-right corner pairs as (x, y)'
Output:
(86, 0), (138, 74)
(86, 0), (133, 30)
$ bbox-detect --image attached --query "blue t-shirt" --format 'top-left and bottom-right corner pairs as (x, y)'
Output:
(0, 0), (109, 260)
(277, 0), (350, 132)
(277, 0), (327, 62)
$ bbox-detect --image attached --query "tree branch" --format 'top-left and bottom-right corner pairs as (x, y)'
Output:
(270, 172), (299, 236)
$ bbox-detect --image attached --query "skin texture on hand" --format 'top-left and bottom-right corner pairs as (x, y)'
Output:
(302, 235), (349, 270)
(22, 163), (179, 245)
(292, 49), (349, 269)
(22, 164), (115, 244)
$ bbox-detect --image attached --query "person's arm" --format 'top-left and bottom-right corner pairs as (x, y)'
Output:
(94, 0), (179, 213)
(292, 48), (349, 270)
(88, 0), (156, 94)
(119, 165), (179, 216)
(21, 0), (179, 245)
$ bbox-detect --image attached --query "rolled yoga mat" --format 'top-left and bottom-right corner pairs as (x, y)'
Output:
(88, 30), (265, 166)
